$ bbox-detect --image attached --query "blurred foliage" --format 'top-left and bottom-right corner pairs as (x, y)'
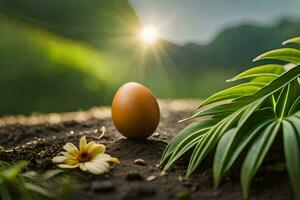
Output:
(0, 161), (74, 200)
(0, 0), (141, 55)
(0, 0), (299, 116)
(0, 16), (119, 115)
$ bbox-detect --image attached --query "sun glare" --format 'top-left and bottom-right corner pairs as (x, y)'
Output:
(139, 25), (158, 44)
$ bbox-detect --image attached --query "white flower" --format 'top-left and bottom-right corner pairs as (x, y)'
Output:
(52, 136), (120, 175)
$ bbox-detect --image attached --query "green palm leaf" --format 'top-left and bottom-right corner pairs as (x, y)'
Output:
(282, 118), (300, 199)
(213, 108), (274, 186)
(191, 102), (243, 119)
(251, 76), (278, 84)
(288, 96), (300, 116)
(199, 82), (265, 107)
(198, 65), (300, 111)
(161, 36), (300, 199)
(227, 64), (284, 82)
(163, 130), (205, 171)
(186, 110), (243, 177)
(160, 117), (221, 165)
(253, 48), (300, 64)
(283, 36), (300, 45)
(235, 65), (300, 104)
(276, 84), (292, 118)
(241, 121), (280, 198)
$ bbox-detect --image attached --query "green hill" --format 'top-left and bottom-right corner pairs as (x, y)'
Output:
(181, 19), (300, 70)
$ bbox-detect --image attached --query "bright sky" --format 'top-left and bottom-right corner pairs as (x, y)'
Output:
(130, 0), (300, 45)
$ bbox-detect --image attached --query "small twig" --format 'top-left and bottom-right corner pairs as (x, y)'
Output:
(89, 126), (106, 140)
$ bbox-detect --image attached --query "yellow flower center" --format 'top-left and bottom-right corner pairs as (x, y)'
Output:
(78, 152), (91, 162)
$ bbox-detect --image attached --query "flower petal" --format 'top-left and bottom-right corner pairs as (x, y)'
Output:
(92, 154), (112, 162)
(111, 157), (120, 164)
(84, 161), (109, 175)
(89, 144), (106, 157)
(57, 164), (79, 169)
(64, 159), (78, 165)
(92, 154), (119, 164)
(61, 151), (77, 159)
(52, 156), (69, 163)
(52, 155), (78, 166)
(86, 141), (96, 154)
(79, 163), (87, 171)
(92, 159), (111, 168)
(79, 136), (87, 152)
(63, 143), (79, 156)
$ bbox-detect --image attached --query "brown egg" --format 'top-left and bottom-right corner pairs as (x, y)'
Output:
(112, 82), (160, 139)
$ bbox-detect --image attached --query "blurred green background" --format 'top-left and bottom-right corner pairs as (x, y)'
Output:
(0, 0), (299, 116)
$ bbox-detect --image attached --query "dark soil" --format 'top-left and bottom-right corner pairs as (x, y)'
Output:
(0, 100), (292, 200)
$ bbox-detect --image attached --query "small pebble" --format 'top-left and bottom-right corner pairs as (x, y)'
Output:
(178, 175), (186, 182)
(153, 132), (160, 137)
(69, 131), (74, 135)
(90, 181), (115, 192)
(134, 158), (147, 166)
(126, 172), (144, 181)
(94, 129), (99, 133)
(146, 175), (156, 182)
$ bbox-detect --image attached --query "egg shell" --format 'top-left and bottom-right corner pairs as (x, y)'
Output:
(112, 82), (160, 139)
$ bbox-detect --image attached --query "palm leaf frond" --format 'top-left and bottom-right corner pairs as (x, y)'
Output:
(161, 36), (300, 199)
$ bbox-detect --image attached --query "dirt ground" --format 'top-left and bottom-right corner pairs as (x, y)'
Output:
(0, 100), (292, 200)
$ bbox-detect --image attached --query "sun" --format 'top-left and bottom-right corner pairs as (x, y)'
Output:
(139, 25), (158, 44)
